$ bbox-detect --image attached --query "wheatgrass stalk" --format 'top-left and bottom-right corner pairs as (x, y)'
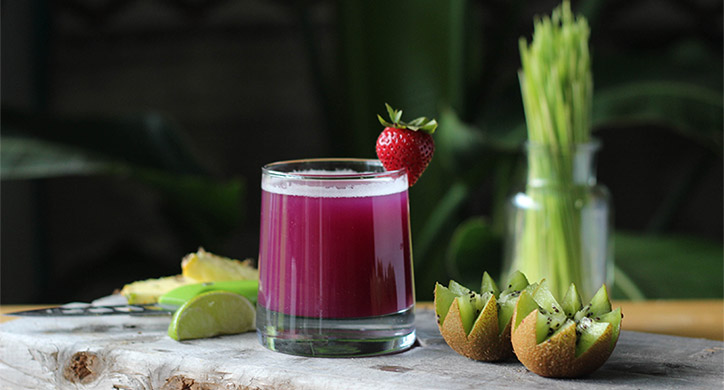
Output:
(516, 1), (593, 299)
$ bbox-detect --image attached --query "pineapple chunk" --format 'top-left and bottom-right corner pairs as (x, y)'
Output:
(182, 248), (258, 282)
(120, 275), (191, 304)
(120, 248), (258, 304)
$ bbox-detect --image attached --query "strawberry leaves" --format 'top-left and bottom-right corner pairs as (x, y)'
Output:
(377, 103), (438, 134)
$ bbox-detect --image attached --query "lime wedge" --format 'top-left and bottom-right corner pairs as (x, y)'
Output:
(168, 291), (256, 341)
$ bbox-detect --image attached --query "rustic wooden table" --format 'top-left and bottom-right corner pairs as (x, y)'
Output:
(1, 300), (723, 389)
(4, 300), (723, 339)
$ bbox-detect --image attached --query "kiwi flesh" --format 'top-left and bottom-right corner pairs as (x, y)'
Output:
(511, 282), (623, 378)
(511, 287), (538, 330)
(561, 283), (583, 318)
(455, 292), (489, 334)
(496, 270), (532, 332)
(480, 272), (500, 297)
(504, 271), (530, 292)
(574, 284), (612, 322)
(434, 283), (458, 324)
(595, 307), (622, 348)
(575, 317), (610, 357)
(434, 271), (530, 361)
(449, 280), (472, 296)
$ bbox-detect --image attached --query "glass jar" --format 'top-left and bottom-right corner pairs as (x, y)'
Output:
(503, 140), (613, 301)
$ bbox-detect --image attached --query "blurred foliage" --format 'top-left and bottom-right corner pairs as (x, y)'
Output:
(1, 109), (245, 248)
(325, 0), (723, 300)
(613, 232), (723, 299)
(2, 0), (721, 302)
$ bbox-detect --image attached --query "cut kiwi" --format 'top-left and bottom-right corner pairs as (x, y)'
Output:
(588, 284), (613, 316)
(511, 282), (622, 378)
(596, 307), (622, 349)
(504, 270), (530, 292)
(535, 310), (568, 344)
(434, 283), (457, 324)
(561, 283), (583, 318)
(497, 293), (518, 336)
(532, 280), (561, 315)
(512, 284), (538, 331)
(433, 271), (530, 361)
(448, 280), (472, 296)
(574, 284), (613, 322)
(497, 273), (533, 335)
(575, 318), (610, 357)
(455, 295), (477, 334)
(480, 272), (500, 297)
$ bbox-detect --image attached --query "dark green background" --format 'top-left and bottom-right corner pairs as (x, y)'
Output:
(2, 0), (721, 304)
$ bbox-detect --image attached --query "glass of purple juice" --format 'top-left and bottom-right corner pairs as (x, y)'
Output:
(256, 158), (416, 357)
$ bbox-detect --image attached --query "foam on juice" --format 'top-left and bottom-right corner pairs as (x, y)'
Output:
(262, 169), (408, 198)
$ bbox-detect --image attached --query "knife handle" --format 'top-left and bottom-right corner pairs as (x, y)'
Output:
(158, 280), (259, 310)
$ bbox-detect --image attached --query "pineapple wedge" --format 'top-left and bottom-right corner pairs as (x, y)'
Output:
(120, 275), (191, 304)
(120, 248), (257, 304)
(182, 248), (258, 282)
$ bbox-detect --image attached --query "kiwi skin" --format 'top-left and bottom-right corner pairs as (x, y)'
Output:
(511, 305), (616, 378)
(437, 294), (514, 361)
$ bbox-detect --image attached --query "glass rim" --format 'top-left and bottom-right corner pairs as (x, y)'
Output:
(261, 158), (406, 180)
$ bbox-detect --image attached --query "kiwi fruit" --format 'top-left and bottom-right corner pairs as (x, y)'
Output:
(510, 281), (623, 378)
(434, 271), (532, 361)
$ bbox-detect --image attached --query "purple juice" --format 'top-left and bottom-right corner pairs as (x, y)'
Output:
(258, 181), (414, 319)
(256, 159), (417, 357)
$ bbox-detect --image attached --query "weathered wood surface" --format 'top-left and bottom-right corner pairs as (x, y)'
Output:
(1, 308), (722, 389)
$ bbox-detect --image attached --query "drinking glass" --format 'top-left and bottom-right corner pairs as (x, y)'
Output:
(256, 158), (416, 357)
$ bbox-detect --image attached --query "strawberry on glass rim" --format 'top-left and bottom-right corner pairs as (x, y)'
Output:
(376, 103), (438, 186)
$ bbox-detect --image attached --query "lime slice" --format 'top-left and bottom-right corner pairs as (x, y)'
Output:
(168, 291), (256, 341)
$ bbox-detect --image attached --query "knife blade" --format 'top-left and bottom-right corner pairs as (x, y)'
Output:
(5, 280), (259, 317)
(10, 304), (175, 317)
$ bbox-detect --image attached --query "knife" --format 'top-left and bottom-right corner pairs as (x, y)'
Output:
(5, 280), (259, 317)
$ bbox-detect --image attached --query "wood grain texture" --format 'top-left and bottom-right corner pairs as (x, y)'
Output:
(615, 300), (724, 341)
(4, 300), (724, 339)
(1, 305), (56, 323)
(1, 308), (723, 389)
(418, 300), (724, 341)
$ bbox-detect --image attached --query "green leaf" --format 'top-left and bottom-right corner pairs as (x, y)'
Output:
(133, 170), (245, 246)
(2, 109), (207, 175)
(420, 119), (438, 133)
(1, 136), (116, 180)
(377, 114), (388, 127)
(594, 81), (723, 151)
(376, 104), (438, 133)
(386, 103), (396, 122)
(414, 181), (469, 269)
(445, 216), (502, 288)
(1, 108), (246, 246)
(408, 117), (426, 127)
(436, 107), (519, 186)
(394, 108), (403, 124)
(337, 0), (467, 156)
(612, 231), (723, 299)
(611, 265), (646, 301)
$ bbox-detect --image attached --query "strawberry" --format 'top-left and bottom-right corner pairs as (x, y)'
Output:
(376, 103), (438, 186)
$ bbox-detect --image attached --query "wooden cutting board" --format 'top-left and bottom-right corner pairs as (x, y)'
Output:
(1, 309), (722, 389)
